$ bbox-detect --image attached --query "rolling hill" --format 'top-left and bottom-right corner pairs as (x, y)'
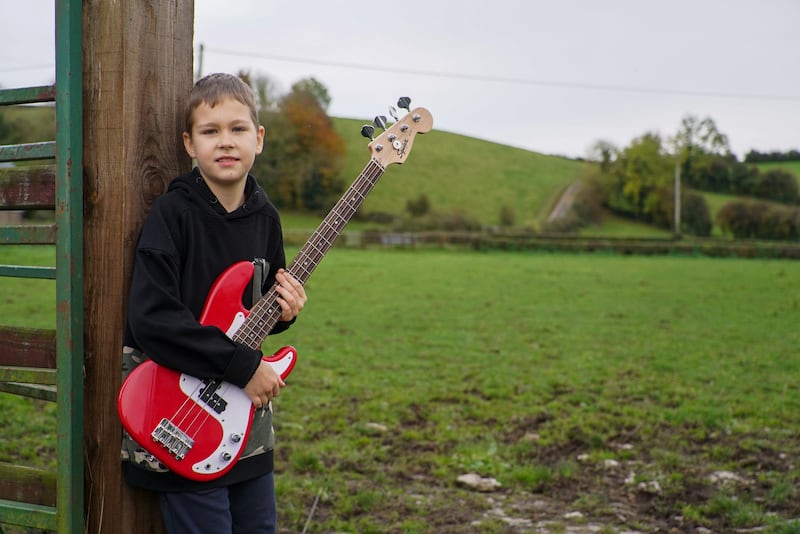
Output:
(332, 116), (588, 228)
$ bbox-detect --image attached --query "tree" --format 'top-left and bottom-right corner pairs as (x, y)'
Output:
(236, 70), (281, 113)
(670, 115), (730, 159)
(588, 139), (618, 172)
(251, 77), (346, 211)
(670, 115), (730, 193)
(290, 77), (331, 111)
(607, 132), (673, 219)
(729, 161), (759, 196)
(758, 168), (799, 204)
(681, 191), (712, 237)
(689, 154), (732, 192)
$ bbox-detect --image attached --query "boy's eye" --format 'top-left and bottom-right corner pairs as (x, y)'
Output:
(201, 128), (216, 135)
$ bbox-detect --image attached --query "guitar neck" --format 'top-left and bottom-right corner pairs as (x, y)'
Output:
(233, 158), (386, 349)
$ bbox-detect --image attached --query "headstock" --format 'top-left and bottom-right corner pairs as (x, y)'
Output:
(361, 97), (433, 167)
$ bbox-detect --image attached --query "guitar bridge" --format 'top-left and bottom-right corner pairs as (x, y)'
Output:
(152, 418), (194, 460)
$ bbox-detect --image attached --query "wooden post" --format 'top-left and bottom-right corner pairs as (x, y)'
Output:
(82, 2), (194, 532)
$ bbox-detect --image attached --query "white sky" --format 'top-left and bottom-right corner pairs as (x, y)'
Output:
(1, 0), (798, 159)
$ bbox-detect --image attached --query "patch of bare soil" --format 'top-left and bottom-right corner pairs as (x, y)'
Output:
(359, 432), (800, 533)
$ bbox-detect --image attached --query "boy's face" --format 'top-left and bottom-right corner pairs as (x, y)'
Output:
(183, 98), (265, 189)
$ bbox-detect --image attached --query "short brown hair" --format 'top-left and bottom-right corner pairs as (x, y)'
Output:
(184, 73), (259, 133)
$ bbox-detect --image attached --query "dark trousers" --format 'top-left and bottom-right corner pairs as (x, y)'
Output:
(158, 472), (277, 534)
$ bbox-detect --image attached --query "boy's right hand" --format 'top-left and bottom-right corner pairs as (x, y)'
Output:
(243, 359), (285, 409)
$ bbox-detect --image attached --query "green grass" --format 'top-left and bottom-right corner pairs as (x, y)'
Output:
(0, 245), (56, 329)
(579, 212), (673, 238)
(3, 246), (800, 531)
(333, 117), (587, 227)
(278, 249), (800, 531)
(756, 160), (800, 179)
(0, 105), (56, 144)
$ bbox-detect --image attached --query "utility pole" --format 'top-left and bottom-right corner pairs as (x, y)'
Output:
(196, 42), (204, 81)
(673, 158), (681, 239)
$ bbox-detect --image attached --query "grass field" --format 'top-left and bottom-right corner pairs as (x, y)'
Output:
(1, 245), (799, 532)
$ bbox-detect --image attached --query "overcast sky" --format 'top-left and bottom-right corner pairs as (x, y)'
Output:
(2, 0), (798, 159)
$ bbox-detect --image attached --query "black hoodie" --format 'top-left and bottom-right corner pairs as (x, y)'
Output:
(123, 167), (292, 491)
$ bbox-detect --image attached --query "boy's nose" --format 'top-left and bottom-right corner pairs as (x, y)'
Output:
(219, 131), (234, 147)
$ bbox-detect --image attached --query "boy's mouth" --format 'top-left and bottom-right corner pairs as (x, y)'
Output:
(216, 156), (239, 164)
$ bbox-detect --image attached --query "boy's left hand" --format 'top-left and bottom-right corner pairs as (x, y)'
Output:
(275, 268), (307, 321)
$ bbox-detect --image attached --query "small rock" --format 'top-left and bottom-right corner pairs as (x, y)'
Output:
(708, 470), (747, 485)
(637, 480), (662, 494)
(457, 472), (502, 492)
(624, 471), (636, 485)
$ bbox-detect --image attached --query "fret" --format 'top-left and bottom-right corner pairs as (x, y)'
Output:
(311, 229), (334, 249)
(289, 261), (312, 282)
(318, 223), (338, 242)
(291, 261), (313, 281)
(322, 217), (343, 233)
(307, 239), (328, 258)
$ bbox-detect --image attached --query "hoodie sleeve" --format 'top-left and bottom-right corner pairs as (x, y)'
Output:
(126, 204), (261, 389)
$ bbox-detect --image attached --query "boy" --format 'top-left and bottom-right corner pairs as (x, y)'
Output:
(121, 73), (307, 533)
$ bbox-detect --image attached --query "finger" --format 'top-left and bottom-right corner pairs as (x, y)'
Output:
(277, 284), (305, 314)
(278, 270), (305, 296)
(275, 295), (292, 321)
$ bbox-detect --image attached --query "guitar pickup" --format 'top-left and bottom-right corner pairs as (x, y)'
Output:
(152, 418), (195, 460)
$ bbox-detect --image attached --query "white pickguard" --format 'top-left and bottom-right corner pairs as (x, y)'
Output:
(178, 374), (252, 476)
(225, 311), (247, 337)
(177, 346), (295, 476)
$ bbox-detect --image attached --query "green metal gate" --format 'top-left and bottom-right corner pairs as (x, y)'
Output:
(0, 0), (84, 532)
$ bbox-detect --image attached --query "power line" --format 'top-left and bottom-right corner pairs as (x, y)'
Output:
(205, 46), (800, 103)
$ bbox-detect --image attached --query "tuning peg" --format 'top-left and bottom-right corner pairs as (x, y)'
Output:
(397, 96), (411, 111)
(373, 115), (388, 131)
(360, 124), (375, 140)
(388, 106), (399, 121)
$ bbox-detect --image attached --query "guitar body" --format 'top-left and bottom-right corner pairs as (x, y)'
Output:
(117, 261), (297, 482)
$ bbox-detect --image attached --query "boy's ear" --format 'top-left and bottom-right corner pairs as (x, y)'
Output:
(183, 131), (196, 158)
(255, 125), (266, 155)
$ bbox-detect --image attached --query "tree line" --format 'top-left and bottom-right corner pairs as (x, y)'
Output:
(744, 149), (800, 163)
(564, 116), (800, 240)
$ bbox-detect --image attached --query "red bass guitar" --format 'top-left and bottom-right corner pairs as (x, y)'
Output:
(118, 101), (433, 481)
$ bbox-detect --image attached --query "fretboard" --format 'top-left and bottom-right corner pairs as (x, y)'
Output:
(232, 158), (386, 349)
